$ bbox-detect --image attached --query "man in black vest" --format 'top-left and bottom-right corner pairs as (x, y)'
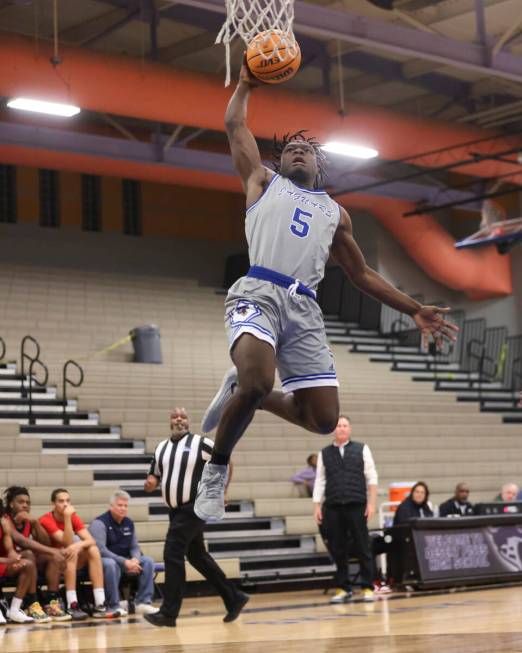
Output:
(313, 415), (378, 603)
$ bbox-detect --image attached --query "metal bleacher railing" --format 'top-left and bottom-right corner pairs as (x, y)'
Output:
(15, 335), (85, 423)
(512, 357), (522, 395)
(506, 337), (522, 392)
(320, 265), (521, 397)
(20, 335), (49, 425)
(62, 359), (84, 423)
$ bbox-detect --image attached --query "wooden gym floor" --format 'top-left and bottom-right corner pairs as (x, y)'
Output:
(2, 586), (522, 653)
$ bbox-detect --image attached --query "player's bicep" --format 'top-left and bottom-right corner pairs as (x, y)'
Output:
(226, 122), (263, 188)
(331, 208), (368, 284)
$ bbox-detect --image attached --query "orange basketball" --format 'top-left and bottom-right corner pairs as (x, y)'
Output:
(246, 29), (301, 84)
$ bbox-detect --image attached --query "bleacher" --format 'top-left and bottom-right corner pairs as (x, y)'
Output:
(0, 260), (521, 593)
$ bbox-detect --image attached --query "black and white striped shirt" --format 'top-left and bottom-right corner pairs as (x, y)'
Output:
(149, 432), (213, 509)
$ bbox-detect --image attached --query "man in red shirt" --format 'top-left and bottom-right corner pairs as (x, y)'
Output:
(3, 486), (69, 621)
(0, 506), (35, 623)
(39, 488), (111, 620)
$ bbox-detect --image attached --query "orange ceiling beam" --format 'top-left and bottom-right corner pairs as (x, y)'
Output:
(1, 34), (521, 182)
(338, 193), (512, 299)
(0, 144), (242, 193)
(0, 35), (514, 298)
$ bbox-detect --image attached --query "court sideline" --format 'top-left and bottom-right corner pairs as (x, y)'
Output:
(1, 586), (522, 653)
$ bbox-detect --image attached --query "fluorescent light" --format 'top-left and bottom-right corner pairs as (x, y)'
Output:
(7, 97), (80, 117)
(322, 141), (379, 159)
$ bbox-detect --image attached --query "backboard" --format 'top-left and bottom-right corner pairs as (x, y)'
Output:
(455, 217), (522, 254)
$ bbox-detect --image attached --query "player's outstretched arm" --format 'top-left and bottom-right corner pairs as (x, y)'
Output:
(331, 207), (458, 348)
(225, 60), (273, 201)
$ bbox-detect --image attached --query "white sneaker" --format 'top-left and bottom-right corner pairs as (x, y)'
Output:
(119, 600), (129, 612)
(329, 589), (352, 604)
(201, 367), (237, 433)
(0, 609), (6, 624)
(135, 603), (159, 615)
(194, 462), (227, 522)
(362, 588), (375, 602)
(8, 608), (34, 623)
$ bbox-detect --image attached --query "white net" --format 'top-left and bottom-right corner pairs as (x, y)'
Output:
(216, 0), (297, 85)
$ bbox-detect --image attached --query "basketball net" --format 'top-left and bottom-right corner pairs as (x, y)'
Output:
(216, 0), (298, 85)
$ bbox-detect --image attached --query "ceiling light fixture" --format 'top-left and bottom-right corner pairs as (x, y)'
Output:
(321, 141), (379, 159)
(7, 97), (80, 117)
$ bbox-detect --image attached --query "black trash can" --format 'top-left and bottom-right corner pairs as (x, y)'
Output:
(130, 325), (162, 364)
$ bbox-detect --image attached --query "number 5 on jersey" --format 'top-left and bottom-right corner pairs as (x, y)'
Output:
(290, 207), (313, 238)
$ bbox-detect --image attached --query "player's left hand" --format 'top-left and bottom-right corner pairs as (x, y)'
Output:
(413, 306), (459, 350)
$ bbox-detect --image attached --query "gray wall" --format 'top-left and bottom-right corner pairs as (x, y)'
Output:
(2, 218), (521, 336)
(376, 222), (522, 336)
(0, 223), (245, 287)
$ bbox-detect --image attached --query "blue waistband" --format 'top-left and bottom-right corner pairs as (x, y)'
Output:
(246, 266), (317, 301)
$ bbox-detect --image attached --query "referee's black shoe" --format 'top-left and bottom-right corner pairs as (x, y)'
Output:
(144, 611), (177, 628)
(223, 592), (250, 623)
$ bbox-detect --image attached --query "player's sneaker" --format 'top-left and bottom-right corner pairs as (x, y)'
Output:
(362, 588), (375, 602)
(92, 603), (117, 619)
(329, 589), (352, 604)
(135, 603), (159, 615)
(0, 608), (6, 624)
(201, 367), (237, 433)
(8, 607), (33, 623)
(97, 603), (126, 619)
(67, 602), (88, 621)
(194, 463), (227, 521)
(44, 599), (71, 621)
(26, 601), (51, 623)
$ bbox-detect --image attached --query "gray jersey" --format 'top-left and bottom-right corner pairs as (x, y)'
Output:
(246, 174), (341, 289)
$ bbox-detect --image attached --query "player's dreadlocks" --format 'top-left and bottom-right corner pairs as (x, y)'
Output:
(3, 486), (30, 515)
(272, 129), (328, 189)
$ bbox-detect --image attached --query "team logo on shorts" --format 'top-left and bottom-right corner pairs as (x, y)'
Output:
(228, 300), (261, 326)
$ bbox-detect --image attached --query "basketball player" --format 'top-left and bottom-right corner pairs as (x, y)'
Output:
(194, 60), (458, 522)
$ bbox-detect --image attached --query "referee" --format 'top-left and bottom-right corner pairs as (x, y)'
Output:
(143, 407), (249, 627)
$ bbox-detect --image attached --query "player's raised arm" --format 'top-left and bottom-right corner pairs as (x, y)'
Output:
(225, 60), (273, 200)
(331, 207), (459, 348)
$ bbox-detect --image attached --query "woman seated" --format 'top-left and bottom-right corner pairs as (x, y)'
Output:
(393, 481), (434, 525)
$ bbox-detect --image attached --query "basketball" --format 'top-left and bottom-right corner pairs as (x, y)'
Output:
(246, 29), (301, 84)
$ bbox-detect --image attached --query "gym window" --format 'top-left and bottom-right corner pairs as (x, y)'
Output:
(122, 179), (142, 236)
(82, 174), (102, 232)
(39, 169), (60, 227)
(0, 164), (16, 223)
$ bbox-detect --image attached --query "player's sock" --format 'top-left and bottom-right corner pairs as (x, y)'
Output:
(25, 593), (37, 607)
(210, 450), (230, 466)
(10, 597), (23, 613)
(66, 590), (78, 608)
(93, 588), (106, 607)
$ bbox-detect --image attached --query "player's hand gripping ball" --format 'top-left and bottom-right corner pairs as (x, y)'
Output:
(246, 29), (301, 84)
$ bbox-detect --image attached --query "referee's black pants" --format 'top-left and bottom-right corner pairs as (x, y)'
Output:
(161, 502), (240, 619)
(321, 502), (373, 591)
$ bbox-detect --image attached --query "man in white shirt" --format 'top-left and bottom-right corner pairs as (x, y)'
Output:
(313, 415), (378, 603)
